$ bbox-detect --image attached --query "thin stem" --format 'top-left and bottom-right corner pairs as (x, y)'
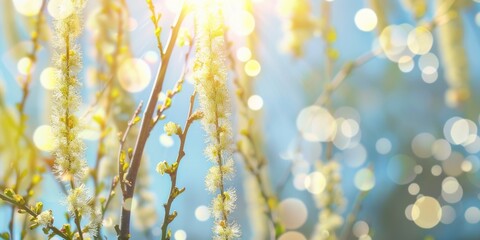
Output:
(118, 102), (144, 196)
(161, 91), (197, 240)
(119, 5), (188, 238)
(92, 6), (124, 205)
(0, 193), (69, 240)
(147, 0), (165, 57)
(339, 191), (369, 240)
(9, 1), (47, 237)
(315, 49), (381, 107)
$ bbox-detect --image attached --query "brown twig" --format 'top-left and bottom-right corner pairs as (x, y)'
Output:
(151, 37), (194, 128)
(0, 192), (69, 240)
(118, 102), (144, 196)
(146, 0), (165, 57)
(315, 49), (381, 107)
(160, 91), (198, 240)
(9, 1), (47, 237)
(118, 2), (188, 238)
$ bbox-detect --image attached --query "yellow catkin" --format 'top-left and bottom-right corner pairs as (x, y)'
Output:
(233, 0), (276, 238)
(194, 0), (240, 239)
(312, 161), (345, 240)
(369, 0), (389, 34)
(401, 0), (428, 19)
(50, 0), (101, 236)
(51, 0), (86, 183)
(279, 0), (316, 57)
(437, 0), (470, 107)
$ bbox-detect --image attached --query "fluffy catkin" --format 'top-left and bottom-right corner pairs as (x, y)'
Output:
(50, 0), (100, 236)
(401, 0), (427, 19)
(312, 161), (345, 240)
(194, 1), (240, 239)
(278, 0), (317, 57)
(51, 0), (87, 183)
(437, 0), (470, 107)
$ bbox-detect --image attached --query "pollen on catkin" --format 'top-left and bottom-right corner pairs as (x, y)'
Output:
(50, 0), (101, 236)
(50, 0), (88, 183)
(193, 0), (240, 239)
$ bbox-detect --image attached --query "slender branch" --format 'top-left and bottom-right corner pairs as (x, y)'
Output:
(118, 102), (144, 196)
(92, 6), (124, 204)
(10, 1), (47, 237)
(146, 0), (165, 57)
(315, 49), (381, 107)
(339, 191), (369, 240)
(17, 0), (46, 121)
(152, 38), (194, 128)
(0, 193), (69, 240)
(119, 5), (188, 237)
(160, 91), (197, 240)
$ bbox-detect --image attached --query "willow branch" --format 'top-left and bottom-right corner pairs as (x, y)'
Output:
(118, 3), (189, 239)
(160, 91), (197, 240)
(0, 193), (69, 240)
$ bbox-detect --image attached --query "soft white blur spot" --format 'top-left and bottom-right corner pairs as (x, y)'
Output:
(40, 67), (59, 90)
(278, 198), (308, 230)
(297, 105), (337, 142)
(376, 138), (392, 155)
(440, 205), (456, 224)
(441, 179), (463, 204)
(278, 231), (306, 240)
(236, 47), (252, 62)
(414, 165), (423, 174)
(354, 8), (378, 32)
(411, 133), (435, 158)
(353, 221), (369, 238)
(229, 11), (255, 36)
(48, 0), (74, 20)
(13, 0), (43, 16)
(354, 168), (375, 191)
(293, 173), (307, 191)
(408, 183), (420, 195)
(465, 207), (480, 224)
(398, 56), (414, 73)
(341, 119), (359, 138)
(174, 230), (187, 240)
(405, 204), (414, 221)
(33, 125), (57, 152)
(411, 196), (442, 229)
(461, 160), (473, 172)
(407, 27), (433, 55)
(143, 51), (159, 64)
(248, 95), (263, 111)
(166, 0), (182, 13)
(432, 139), (451, 161)
(17, 57), (32, 76)
(245, 59), (261, 77)
(418, 53), (439, 71)
(304, 172), (326, 194)
(117, 58), (152, 93)
(195, 205), (210, 222)
(442, 177), (459, 194)
(431, 165), (442, 176)
(159, 134), (174, 148)
(379, 24), (414, 62)
(421, 68), (438, 84)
